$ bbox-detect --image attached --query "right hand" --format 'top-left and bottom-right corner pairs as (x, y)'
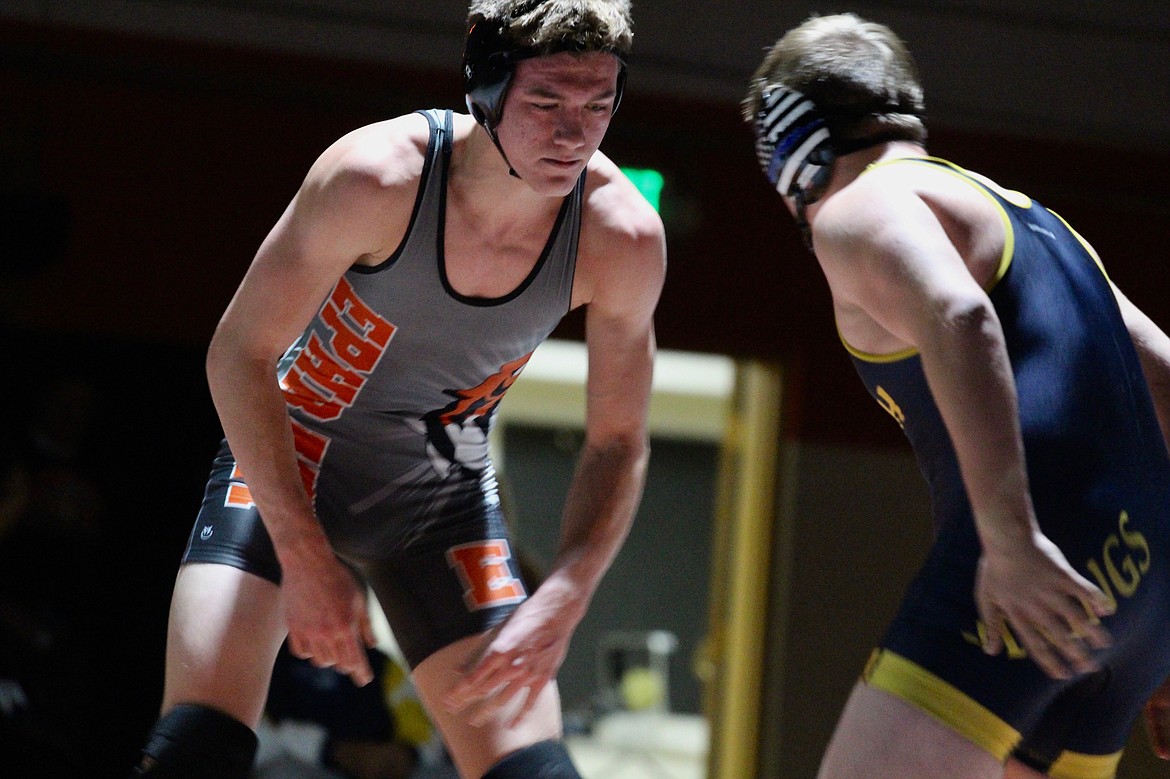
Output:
(975, 529), (1113, 679)
(444, 573), (586, 727)
(280, 544), (376, 686)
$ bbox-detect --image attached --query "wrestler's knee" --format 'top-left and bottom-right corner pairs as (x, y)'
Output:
(130, 703), (257, 779)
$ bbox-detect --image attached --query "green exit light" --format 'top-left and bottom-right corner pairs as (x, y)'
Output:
(621, 167), (665, 212)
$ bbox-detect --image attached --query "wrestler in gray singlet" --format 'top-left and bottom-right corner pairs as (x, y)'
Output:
(183, 109), (583, 666)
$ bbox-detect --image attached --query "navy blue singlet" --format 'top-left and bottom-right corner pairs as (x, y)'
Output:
(844, 157), (1170, 778)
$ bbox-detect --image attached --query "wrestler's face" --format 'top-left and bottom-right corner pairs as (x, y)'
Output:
(496, 51), (621, 196)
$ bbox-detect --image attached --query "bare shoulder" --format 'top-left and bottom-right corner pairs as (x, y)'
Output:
(816, 174), (908, 253)
(814, 159), (1004, 290)
(574, 152), (667, 312)
(285, 113), (433, 262)
(306, 112), (432, 200)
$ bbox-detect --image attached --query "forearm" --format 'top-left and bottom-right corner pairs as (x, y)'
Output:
(206, 340), (330, 559)
(919, 302), (1036, 550)
(547, 435), (650, 603)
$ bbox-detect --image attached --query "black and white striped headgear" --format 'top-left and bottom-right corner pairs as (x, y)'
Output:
(753, 86), (836, 202)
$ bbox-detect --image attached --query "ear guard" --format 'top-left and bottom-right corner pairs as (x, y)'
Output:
(463, 15), (539, 133)
(753, 86), (835, 201)
(753, 86), (835, 252)
(754, 86), (915, 251)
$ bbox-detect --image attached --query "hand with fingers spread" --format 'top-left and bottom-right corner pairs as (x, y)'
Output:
(975, 529), (1113, 679)
(280, 541), (377, 688)
(444, 576), (585, 728)
(1144, 676), (1170, 760)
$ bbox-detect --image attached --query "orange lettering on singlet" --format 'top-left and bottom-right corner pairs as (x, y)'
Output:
(305, 331), (364, 404)
(282, 357), (346, 420)
(225, 481), (255, 510)
(292, 419), (329, 464)
(290, 419), (330, 501)
(224, 462), (255, 509)
(282, 333), (359, 420)
(446, 540), (527, 610)
(321, 277), (396, 373)
(282, 279), (396, 422)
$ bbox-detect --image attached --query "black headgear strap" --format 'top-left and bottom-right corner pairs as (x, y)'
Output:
(754, 86), (910, 251)
(463, 8), (627, 178)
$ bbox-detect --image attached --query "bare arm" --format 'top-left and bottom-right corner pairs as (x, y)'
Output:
(1114, 284), (1170, 449)
(1113, 284), (1170, 757)
(819, 186), (1035, 544)
(816, 183), (1111, 678)
(445, 175), (666, 724)
(206, 118), (424, 685)
(541, 236), (661, 616)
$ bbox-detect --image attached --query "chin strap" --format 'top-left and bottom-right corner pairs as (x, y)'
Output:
(792, 189), (815, 254)
(465, 95), (520, 178)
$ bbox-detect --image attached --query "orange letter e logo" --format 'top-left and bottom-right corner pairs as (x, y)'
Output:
(446, 539), (527, 611)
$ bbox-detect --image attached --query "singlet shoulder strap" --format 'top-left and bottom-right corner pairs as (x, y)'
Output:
(412, 108), (452, 164)
(356, 110), (450, 274)
(864, 156), (1035, 210)
(859, 155), (1019, 297)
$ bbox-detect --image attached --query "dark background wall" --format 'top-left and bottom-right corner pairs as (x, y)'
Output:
(0, 2), (1168, 776)
(2, 8), (1167, 450)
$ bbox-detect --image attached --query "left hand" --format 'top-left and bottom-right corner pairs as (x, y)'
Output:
(1145, 677), (1170, 760)
(443, 577), (584, 727)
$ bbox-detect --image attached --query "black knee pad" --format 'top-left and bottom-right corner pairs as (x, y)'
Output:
(481, 739), (582, 779)
(130, 703), (257, 779)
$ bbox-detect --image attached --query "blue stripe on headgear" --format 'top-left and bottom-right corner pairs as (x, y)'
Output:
(753, 86), (835, 200)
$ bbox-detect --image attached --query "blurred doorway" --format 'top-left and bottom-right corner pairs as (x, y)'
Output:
(493, 340), (783, 779)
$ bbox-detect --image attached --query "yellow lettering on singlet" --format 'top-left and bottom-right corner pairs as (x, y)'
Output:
(962, 621), (1029, 659)
(1087, 510), (1151, 605)
(876, 385), (905, 428)
(962, 511), (1151, 660)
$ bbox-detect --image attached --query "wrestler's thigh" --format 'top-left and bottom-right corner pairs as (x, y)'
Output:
(817, 683), (1005, 779)
(411, 630), (564, 779)
(162, 562), (288, 729)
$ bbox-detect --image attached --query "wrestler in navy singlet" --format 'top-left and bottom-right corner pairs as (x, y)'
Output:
(844, 158), (1170, 777)
(182, 109), (583, 666)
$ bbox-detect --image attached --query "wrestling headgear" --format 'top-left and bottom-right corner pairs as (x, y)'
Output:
(754, 85), (915, 250)
(754, 86), (836, 203)
(462, 4), (627, 175)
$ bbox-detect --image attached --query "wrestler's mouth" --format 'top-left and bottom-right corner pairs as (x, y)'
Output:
(542, 157), (580, 169)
